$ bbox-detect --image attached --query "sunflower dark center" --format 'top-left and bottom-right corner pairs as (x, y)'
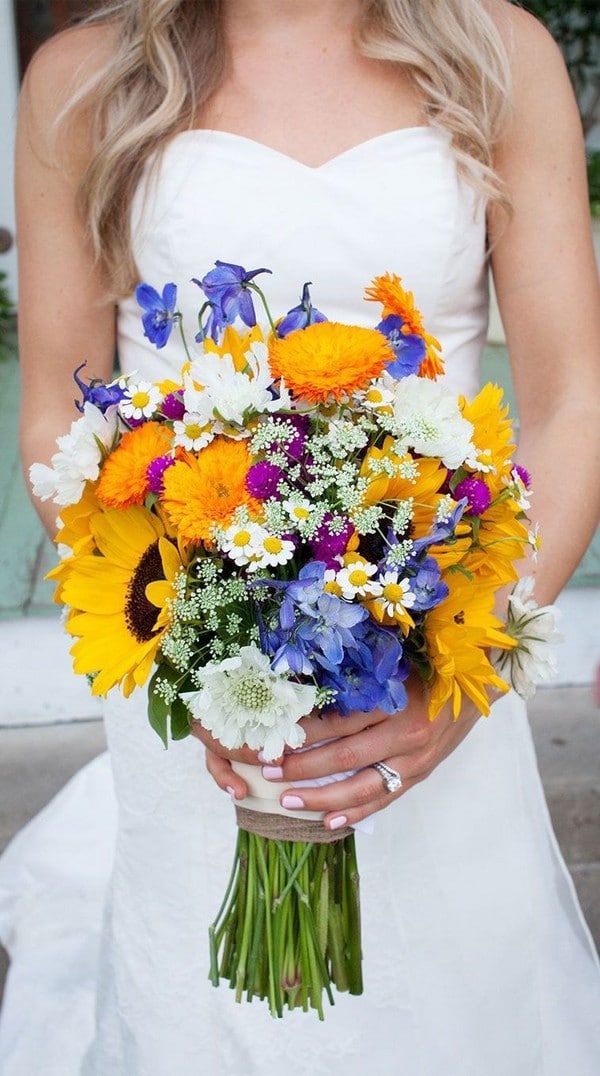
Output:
(125, 540), (165, 643)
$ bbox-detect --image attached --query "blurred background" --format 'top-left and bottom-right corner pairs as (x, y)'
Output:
(0, 0), (599, 998)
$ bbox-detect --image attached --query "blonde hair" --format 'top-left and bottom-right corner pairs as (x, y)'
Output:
(65, 0), (511, 297)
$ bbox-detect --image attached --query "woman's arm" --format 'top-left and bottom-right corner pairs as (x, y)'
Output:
(205, 6), (600, 822)
(17, 28), (118, 538)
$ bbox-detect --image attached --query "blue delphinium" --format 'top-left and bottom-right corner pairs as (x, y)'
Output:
(136, 282), (178, 349)
(72, 363), (126, 414)
(376, 314), (425, 378)
(194, 260), (272, 334)
(277, 283), (328, 337)
(320, 620), (409, 715)
(406, 556), (449, 613)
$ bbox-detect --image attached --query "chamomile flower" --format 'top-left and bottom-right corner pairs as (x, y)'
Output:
(173, 412), (214, 451)
(373, 571), (415, 619)
(250, 532), (296, 570)
(283, 497), (312, 525)
(335, 557), (381, 600)
(220, 522), (264, 566)
(508, 467), (532, 512)
(361, 378), (394, 412)
(528, 523), (542, 559)
(120, 380), (163, 420)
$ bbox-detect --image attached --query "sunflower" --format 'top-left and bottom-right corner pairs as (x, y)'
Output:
(59, 506), (183, 697)
(459, 384), (516, 496)
(160, 437), (261, 544)
(97, 421), (174, 510)
(423, 571), (515, 719)
(359, 437), (448, 540)
(55, 483), (103, 556)
(461, 501), (530, 587)
(364, 272), (444, 379)
(268, 322), (395, 404)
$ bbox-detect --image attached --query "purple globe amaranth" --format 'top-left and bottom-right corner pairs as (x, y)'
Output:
(454, 477), (491, 516)
(514, 464), (531, 490)
(146, 454), (175, 495)
(270, 413), (311, 461)
(245, 460), (284, 499)
(311, 514), (354, 564)
(161, 391), (185, 421)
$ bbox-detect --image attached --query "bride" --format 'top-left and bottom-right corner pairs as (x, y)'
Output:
(2, 0), (600, 1072)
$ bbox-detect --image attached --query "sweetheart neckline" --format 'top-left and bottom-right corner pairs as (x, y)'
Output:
(164, 125), (449, 172)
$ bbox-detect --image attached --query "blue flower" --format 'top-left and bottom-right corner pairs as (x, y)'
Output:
(321, 621), (408, 715)
(136, 282), (178, 349)
(376, 315), (425, 378)
(194, 261), (272, 331)
(72, 363), (126, 414)
(408, 556), (449, 612)
(277, 283), (328, 337)
(411, 498), (468, 554)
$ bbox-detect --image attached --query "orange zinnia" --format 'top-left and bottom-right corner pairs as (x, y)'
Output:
(161, 437), (261, 544)
(97, 421), (174, 510)
(268, 322), (395, 404)
(364, 272), (444, 379)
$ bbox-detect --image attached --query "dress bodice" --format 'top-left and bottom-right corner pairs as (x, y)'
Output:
(117, 126), (488, 397)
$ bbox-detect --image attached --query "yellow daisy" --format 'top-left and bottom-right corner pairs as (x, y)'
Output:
(359, 437), (448, 540)
(60, 506), (183, 697)
(459, 384), (516, 495)
(364, 272), (444, 379)
(268, 321), (395, 404)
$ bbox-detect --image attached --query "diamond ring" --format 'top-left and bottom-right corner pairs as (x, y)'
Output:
(371, 761), (403, 794)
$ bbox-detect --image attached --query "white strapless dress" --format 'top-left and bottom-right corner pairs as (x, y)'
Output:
(1, 128), (599, 1076)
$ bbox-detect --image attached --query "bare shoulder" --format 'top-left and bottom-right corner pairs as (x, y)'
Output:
(19, 21), (120, 160)
(484, 1), (574, 108)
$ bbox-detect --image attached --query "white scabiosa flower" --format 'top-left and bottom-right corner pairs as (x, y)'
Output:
(335, 559), (382, 600)
(173, 411), (214, 451)
(119, 380), (162, 420)
(390, 375), (475, 469)
(181, 645), (316, 760)
(495, 577), (562, 700)
(29, 402), (118, 506)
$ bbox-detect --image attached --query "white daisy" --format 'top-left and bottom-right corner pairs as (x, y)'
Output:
(335, 559), (382, 600)
(374, 571), (416, 618)
(119, 380), (162, 420)
(250, 532), (296, 570)
(173, 412), (214, 451)
(220, 522), (264, 566)
(181, 645), (316, 761)
(282, 497), (312, 525)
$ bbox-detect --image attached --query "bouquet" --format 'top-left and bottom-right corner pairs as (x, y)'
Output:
(31, 261), (546, 1018)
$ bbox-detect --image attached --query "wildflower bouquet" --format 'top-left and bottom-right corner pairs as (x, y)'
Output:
(32, 262), (538, 1019)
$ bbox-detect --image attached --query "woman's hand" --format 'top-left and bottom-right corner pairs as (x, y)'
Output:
(199, 681), (482, 828)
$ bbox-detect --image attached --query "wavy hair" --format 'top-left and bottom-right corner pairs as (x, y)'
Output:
(62, 0), (512, 297)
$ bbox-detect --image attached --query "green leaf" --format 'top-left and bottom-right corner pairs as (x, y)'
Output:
(170, 696), (192, 740)
(147, 668), (169, 748)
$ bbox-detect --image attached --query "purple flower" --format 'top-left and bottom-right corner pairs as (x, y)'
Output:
(194, 261), (271, 331)
(454, 477), (491, 516)
(73, 363), (126, 414)
(514, 464), (531, 490)
(311, 514), (354, 566)
(245, 460), (284, 500)
(146, 455), (175, 495)
(376, 315), (425, 378)
(277, 283), (328, 337)
(161, 391), (186, 421)
(136, 282), (178, 349)
(270, 414), (311, 461)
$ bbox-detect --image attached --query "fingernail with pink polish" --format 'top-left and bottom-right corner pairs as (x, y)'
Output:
(328, 815), (348, 831)
(262, 765), (284, 781)
(226, 785), (237, 801)
(281, 794), (305, 810)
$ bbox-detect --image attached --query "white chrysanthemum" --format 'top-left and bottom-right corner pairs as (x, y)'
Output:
(29, 402), (118, 507)
(119, 380), (162, 420)
(249, 532), (296, 570)
(219, 522), (265, 566)
(187, 342), (289, 426)
(496, 577), (562, 700)
(373, 571), (415, 618)
(390, 375), (475, 469)
(181, 645), (316, 760)
(335, 559), (381, 600)
(173, 411), (214, 451)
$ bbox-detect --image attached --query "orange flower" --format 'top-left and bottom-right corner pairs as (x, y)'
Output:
(268, 322), (395, 404)
(97, 422), (174, 510)
(364, 272), (444, 379)
(161, 437), (261, 544)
